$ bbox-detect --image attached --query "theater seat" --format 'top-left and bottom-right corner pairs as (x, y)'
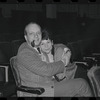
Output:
(11, 39), (25, 56)
(87, 66), (100, 97)
(10, 56), (45, 97)
(0, 64), (16, 97)
(0, 42), (13, 64)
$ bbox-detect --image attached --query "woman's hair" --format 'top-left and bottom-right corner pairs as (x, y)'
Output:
(42, 29), (53, 41)
(41, 29), (54, 55)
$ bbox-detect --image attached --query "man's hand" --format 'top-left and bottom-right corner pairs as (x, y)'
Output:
(56, 73), (65, 79)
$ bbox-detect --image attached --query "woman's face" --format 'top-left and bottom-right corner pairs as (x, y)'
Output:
(40, 39), (53, 54)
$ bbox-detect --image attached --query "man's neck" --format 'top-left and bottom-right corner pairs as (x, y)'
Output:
(47, 51), (54, 62)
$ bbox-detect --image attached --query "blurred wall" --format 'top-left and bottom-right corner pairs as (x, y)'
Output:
(0, 4), (100, 43)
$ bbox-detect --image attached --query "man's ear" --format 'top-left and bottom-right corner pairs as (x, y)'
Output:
(52, 40), (53, 45)
(24, 35), (27, 41)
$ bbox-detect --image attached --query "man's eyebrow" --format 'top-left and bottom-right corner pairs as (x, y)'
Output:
(29, 32), (34, 34)
(29, 31), (41, 35)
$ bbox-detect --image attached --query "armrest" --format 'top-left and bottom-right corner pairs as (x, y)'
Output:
(74, 61), (91, 70)
(75, 58), (97, 69)
(0, 65), (9, 82)
(17, 85), (45, 95)
(83, 57), (96, 61)
(74, 61), (88, 66)
(83, 56), (97, 66)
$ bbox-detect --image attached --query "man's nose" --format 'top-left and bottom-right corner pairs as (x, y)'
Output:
(35, 34), (38, 38)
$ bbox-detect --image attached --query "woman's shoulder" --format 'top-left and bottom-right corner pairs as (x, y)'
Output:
(54, 43), (69, 51)
(54, 44), (65, 61)
(54, 43), (70, 56)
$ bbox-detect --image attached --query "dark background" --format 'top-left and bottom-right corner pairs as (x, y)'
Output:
(0, 2), (100, 62)
(0, 2), (100, 43)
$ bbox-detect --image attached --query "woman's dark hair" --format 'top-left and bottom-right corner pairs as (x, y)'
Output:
(42, 29), (53, 41)
(42, 29), (54, 55)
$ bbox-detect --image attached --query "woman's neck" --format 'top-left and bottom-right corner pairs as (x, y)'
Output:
(47, 51), (52, 55)
(47, 51), (54, 63)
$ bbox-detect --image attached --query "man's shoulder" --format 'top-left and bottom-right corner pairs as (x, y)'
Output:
(18, 42), (27, 52)
(18, 42), (37, 55)
(20, 42), (27, 47)
(18, 42), (33, 53)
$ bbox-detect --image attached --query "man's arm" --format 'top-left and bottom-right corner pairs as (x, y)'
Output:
(17, 48), (65, 77)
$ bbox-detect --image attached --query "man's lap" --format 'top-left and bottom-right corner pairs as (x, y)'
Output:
(54, 78), (89, 97)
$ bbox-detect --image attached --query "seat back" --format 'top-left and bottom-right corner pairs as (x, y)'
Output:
(94, 67), (100, 96)
(11, 39), (25, 56)
(10, 56), (21, 87)
(0, 42), (13, 63)
(87, 66), (100, 97)
(67, 42), (82, 61)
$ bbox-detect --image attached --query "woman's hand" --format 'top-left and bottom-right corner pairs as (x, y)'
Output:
(62, 51), (71, 66)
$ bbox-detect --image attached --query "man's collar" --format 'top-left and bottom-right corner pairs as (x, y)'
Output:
(34, 47), (41, 54)
(27, 43), (41, 54)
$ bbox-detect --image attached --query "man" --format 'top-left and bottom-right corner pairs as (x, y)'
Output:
(16, 22), (92, 97)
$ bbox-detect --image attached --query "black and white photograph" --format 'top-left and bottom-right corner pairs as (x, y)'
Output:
(0, 0), (100, 99)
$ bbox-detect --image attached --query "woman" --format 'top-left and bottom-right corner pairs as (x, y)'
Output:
(39, 29), (77, 81)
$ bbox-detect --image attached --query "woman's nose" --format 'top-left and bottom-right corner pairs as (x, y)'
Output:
(45, 44), (48, 48)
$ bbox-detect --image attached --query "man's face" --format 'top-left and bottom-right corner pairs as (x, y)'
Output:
(25, 24), (42, 47)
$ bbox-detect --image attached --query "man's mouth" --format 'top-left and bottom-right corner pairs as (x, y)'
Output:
(31, 40), (35, 47)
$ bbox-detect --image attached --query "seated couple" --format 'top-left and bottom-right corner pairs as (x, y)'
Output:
(16, 22), (93, 97)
